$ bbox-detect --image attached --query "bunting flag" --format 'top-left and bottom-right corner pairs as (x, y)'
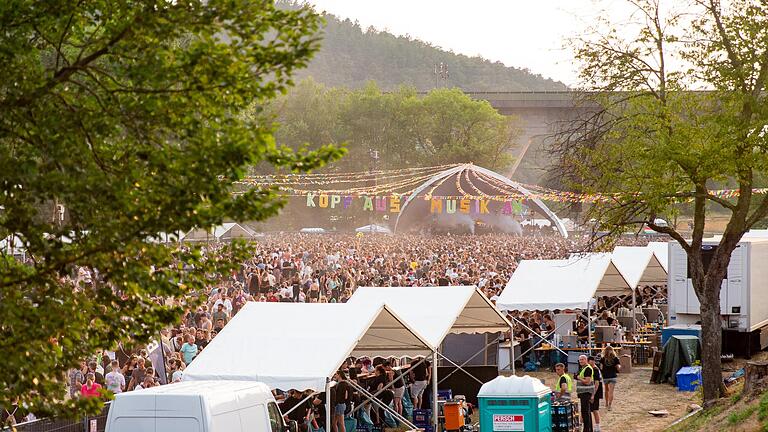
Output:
(231, 164), (768, 204)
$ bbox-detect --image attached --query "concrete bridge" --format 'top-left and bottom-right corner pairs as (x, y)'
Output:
(464, 91), (590, 183)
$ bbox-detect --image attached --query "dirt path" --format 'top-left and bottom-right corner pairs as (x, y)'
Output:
(518, 367), (698, 431)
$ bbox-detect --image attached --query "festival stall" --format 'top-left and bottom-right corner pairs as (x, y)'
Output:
(348, 285), (511, 430)
(354, 224), (393, 234)
(183, 302), (431, 429)
(496, 254), (631, 365)
(183, 222), (255, 242)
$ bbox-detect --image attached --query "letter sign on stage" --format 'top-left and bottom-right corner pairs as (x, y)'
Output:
(306, 193), (316, 207)
(459, 199), (470, 214)
(318, 194), (329, 208)
(363, 196), (374, 211)
(330, 195), (341, 209)
(480, 199), (490, 214)
(390, 196), (401, 213)
(430, 199), (443, 214)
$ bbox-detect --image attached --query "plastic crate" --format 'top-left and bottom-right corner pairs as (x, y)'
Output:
(412, 409), (432, 426)
(676, 366), (702, 392)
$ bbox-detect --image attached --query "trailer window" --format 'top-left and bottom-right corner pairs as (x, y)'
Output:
(268, 402), (283, 432)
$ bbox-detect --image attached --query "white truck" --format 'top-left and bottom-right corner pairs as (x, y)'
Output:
(105, 381), (298, 432)
(668, 238), (768, 356)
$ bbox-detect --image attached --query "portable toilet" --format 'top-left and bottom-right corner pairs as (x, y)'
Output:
(478, 375), (552, 432)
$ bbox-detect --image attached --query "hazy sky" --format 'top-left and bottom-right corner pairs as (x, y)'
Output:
(306, 0), (638, 87)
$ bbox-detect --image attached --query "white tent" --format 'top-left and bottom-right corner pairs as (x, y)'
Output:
(496, 254), (632, 311)
(611, 246), (668, 289)
(182, 302), (431, 391)
(647, 242), (670, 272)
(354, 224), (393, 234)
(184, 223), (255, 242)
(347, 286), (511, 349)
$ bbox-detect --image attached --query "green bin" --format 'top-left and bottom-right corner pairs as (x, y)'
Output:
(478, 375), (552, 432)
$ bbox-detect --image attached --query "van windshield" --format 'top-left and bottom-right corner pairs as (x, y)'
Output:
(267, 402), (283, 432)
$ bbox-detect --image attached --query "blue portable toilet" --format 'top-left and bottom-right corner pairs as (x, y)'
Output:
(478, 375), (552, 432)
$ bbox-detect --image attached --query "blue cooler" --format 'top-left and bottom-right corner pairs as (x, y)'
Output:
(478, 375), (552, 432)
(676, 366), (702, 392)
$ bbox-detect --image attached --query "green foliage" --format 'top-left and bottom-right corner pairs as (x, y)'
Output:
(266, 78), (519, 171)
(0, 0), (342, 418)
(278, 1), (566, 91)
(553, 0), (768, 404)
(727, 405), (756, 425)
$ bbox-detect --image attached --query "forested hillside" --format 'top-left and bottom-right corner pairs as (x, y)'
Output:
(293, 7), (567, 91)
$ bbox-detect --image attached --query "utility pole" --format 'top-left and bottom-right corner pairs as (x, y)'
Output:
(369, 149), (379, 226)
(433, 62), (449, 88)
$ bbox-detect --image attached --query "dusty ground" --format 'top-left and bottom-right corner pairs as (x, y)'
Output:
(517, 366), (698, 432)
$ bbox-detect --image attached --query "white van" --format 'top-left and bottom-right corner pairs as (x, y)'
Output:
(105, 380), (298, 432)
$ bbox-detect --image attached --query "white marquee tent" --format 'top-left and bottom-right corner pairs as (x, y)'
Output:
(348, 285), (511, 430)
(496, 253), (632, 312)
(347, 286), (511, 349)
(184, 223), (255, 242)
(354, 224), (393, 234)
(611, 246), (668, 289)
(647, 241), (670, 272)
(183, 302), (431, 391)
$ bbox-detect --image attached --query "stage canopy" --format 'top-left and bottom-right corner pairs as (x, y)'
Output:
(182, 302), (430, 391)
(347, 286), (511, 349)
(496, 254), (631, 311)
(393, 164), (568, 237)
(611, 246), (668, 289)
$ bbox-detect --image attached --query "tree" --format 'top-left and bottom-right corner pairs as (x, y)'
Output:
(552, 0), (768, 404)
(0, 0), (342, 417)
(269, 79), (519, 172)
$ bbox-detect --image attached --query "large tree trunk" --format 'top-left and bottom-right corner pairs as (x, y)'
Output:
(698, 282), (723, 405)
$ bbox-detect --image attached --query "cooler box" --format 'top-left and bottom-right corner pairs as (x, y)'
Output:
(478, 375), (552, 432)
(662, 325), (701, 346)
(676, 366), (702, 392)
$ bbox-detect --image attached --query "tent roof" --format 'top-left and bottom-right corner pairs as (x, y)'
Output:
(184, 223), (254, 242)
(347, 286), (511, 349)
(647, 242), (669, 272)
(355, 224), (392, 234)
(182, 302), (431, 391)
(496, 254), (631, 311)
(612, 246), (668, 289)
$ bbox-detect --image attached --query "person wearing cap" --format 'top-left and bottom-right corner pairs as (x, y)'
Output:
(588, 356), (603, 432)
(575, 355), (594, 432)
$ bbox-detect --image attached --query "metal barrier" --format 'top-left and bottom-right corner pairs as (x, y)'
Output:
(2, 403), (110, 432)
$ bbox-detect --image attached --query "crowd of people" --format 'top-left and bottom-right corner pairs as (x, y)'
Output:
(48, 232), (662, 431)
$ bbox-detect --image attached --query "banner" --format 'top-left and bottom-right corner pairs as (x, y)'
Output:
(305, 193), (526, 215)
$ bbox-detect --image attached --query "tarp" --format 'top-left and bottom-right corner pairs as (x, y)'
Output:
(612, 246), (668, 289)
(496, 254), (631, 311)
(347, 286), (511, 349)
(647, 242), (669, 272)
(654, 335), (701, 385)
(355, 224), (393, 234)
(182, 302), (431, 391)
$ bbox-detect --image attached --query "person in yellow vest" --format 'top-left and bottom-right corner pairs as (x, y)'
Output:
(554, 363), (573, 401)
(576, 355), (594, 432)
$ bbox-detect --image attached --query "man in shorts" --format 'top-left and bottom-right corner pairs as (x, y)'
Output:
(409, 357), (431, 409)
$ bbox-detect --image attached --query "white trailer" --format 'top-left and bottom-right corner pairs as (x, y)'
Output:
(668, 238), (768, 356)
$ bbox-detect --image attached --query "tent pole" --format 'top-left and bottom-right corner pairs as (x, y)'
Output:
(432, 349), (439, 432)
(325, 378), (331, 432)
(588, 304), (593, 355)
(511, 323), (516, 375)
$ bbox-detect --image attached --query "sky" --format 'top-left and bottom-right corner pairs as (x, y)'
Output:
(305, 0), (639, 87)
